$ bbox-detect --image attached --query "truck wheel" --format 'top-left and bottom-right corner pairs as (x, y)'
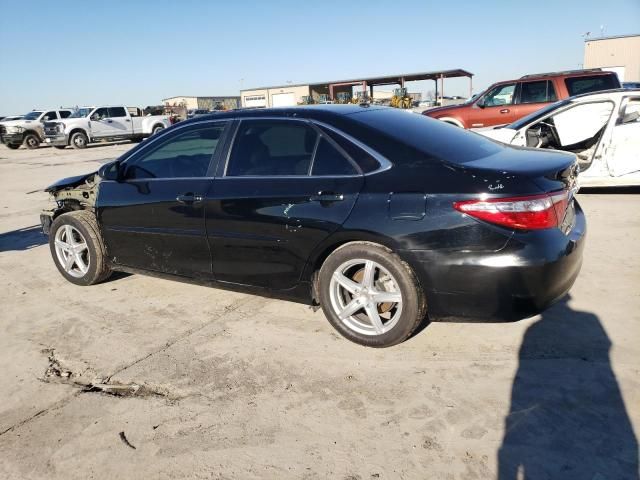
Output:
(70, 131), (88, 149)
(23, 133), (40, 149)
(318, 242), (427, 348)
(6, 144), (20, 150)
(49, 210), (112, 286)
(152, 125), (165, 135)
(53, 145), (66, 150)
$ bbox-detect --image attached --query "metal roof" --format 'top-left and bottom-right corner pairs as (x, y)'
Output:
(584, 33), (640, 42)
(241, 69), (473, 92)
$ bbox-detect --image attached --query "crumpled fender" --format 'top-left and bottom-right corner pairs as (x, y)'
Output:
(45, 172), (96, 193)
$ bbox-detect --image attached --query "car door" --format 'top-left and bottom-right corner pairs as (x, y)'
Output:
(106, 107), (132, 136)
(606, 97), (640, 177)
(89, 107), (111, 138)
(98, 121), (229, 277)
(205, 118), (364, 290)
(467, 82), (518, 128)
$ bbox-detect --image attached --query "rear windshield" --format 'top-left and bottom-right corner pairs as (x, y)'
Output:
(565, 74), (620, 96)
(348, 108), (502, 164)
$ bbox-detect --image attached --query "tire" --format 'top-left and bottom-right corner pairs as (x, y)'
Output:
(318, 242), (427, 347)
(70, 131), (88, 149)
(23, 133), (40, 149)
(6, 143), (20, 150)
(49, 210), (112, 286)
(152, 125), (165, 135)
(53, 145), (66, 150)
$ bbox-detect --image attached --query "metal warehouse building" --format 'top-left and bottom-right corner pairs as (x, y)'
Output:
(162, 95), (241, 110)
(584, 33), (640, 82)
(240, 69), (473, 108)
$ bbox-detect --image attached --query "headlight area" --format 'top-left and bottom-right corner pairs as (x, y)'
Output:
(6, 126), (25, 133)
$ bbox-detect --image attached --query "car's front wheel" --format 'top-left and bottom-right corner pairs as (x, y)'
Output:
(49, 211), (112, 286)
(70, 131), (88, 149)
(23, 133), (40, 149)
(318, 242), (427, 347)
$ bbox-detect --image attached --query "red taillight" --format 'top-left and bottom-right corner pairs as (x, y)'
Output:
(453, 191), (569, 230)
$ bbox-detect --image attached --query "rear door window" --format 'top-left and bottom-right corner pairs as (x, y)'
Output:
(59, 111), (72, 119)
(565, 75), (620, 96)
(311, 137), (358, 176)
(518, 80), (557, 104)
(108, 107), (127, 118)
(226, 120), (317, 176)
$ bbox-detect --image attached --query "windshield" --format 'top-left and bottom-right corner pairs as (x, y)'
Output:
(22, 111), (43, 120)
(68, 108), (93, 118)
(508, 99), (571, 130)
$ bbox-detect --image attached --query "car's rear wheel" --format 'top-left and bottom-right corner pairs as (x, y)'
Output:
(70, 131), (88, 149)
(24, 133), (40, 149)
(152, 125), (165, 135)
(49, 211), (112, 286)
(318, 242), (427, 347)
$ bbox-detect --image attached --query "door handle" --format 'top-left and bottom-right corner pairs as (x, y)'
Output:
(106, 119), (113, 123)
(310, 191), (344, 202)
(500, 109), (510, 114)
(176, 193), (203, 204)
(125, 119), (131, 122)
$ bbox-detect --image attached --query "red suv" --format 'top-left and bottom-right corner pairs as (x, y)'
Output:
(423, 69), (620, 128)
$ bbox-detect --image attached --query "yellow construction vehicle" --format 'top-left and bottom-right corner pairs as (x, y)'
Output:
(390, 88), (412, 109)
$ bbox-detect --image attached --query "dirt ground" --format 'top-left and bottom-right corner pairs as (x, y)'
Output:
(0, 143), (638, 480)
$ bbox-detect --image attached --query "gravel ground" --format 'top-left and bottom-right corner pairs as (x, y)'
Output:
(0, 143), (638, 480)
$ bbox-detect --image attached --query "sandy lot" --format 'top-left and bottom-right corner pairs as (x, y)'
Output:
(0, 143), (638, 480)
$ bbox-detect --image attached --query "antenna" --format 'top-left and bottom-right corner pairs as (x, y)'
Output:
(600, 25), (605, 37)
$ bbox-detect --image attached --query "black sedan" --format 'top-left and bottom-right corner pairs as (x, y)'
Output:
(41, 105), (585, 347)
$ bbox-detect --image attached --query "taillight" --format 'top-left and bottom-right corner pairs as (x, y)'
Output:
(453, 191), (569, 230)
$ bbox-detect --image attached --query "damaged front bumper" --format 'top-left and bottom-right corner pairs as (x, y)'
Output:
(40, 209), (55, 235)
(44, 134), (69, 146)
(1, 131), (25, 147)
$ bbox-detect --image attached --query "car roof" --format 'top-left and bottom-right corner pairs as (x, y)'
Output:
(179, 104), (385, 125)
(569, 88), (640, 101)
(491, 69), (617, 86)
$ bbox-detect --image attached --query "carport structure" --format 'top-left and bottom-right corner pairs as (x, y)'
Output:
(315, 68), (474, 102)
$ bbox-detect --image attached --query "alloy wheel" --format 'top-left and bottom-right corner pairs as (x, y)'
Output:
(329, 258), (403, 335)
(54, 225), (90, 278)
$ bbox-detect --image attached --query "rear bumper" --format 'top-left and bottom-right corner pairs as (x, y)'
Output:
(402, 202), (586, 322)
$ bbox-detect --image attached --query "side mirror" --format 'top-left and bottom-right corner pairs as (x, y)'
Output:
(621, 110), (639, 124)
(90, 114), (100, 121)
(98, 161), (120, 181)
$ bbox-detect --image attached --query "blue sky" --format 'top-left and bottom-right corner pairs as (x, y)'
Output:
(0, 0), (639, 114)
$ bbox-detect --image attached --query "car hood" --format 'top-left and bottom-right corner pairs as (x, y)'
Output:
(474, 127), (517, 144)
(422, 104), (466, 117)
(45, 172), (96, 192)
(1, 119), (39, 127)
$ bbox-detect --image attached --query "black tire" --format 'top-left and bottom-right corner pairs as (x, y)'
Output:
(152, 124), (165, 135)
(53, 145), (66, 150)
(23, 133), (40, 149)
(6, 143), (20, 150)
(70, 131), (88, 149)
(318, 242), (427, 347)
(49, 210), (112, 286)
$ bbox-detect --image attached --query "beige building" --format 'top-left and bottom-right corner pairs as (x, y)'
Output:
(162, 95), (240, 110)
(584, 34), (640, 82)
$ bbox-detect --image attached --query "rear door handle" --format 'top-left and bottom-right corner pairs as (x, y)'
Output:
(125, 119), (131, 122)
(500, 109), (510, 114)
(176, 193), (203, 204)
(310, 191), (344, 202)
(106, 119), (113, 123)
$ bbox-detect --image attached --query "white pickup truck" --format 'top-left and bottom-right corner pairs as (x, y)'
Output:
(43, 106), (172, 149)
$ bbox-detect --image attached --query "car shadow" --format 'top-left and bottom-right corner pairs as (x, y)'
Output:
(0, 225), (47, 252)
(498, 296), (638, 479)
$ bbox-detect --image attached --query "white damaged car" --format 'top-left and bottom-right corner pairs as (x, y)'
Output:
(476, 89), (640, 187)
